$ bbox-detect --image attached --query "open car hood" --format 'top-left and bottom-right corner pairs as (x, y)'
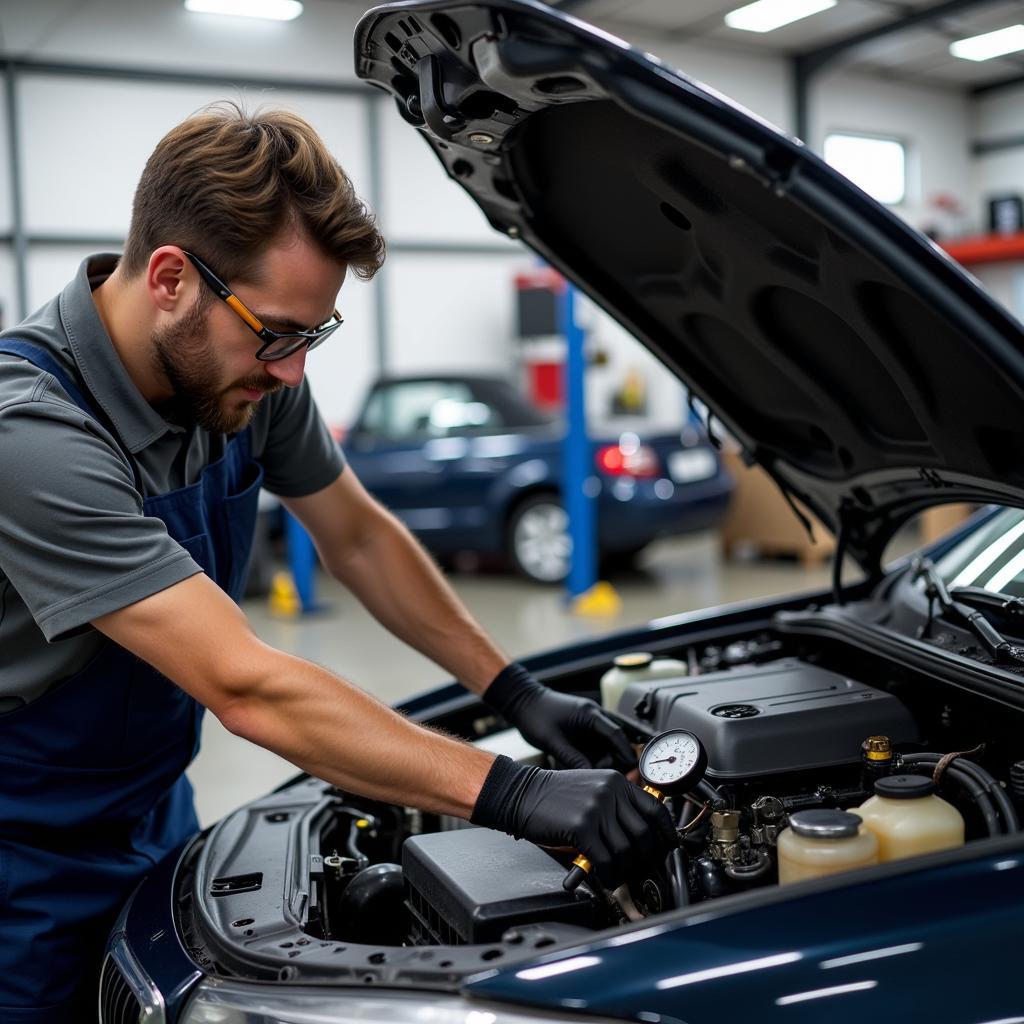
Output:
(355, 0), (1024, 574)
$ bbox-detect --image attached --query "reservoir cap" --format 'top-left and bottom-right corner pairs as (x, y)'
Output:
(614, 652), (654, 670)
(789, 809), (863, 839)
(874, 774), (935, 799)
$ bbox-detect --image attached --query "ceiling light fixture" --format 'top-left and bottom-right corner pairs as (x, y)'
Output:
(725, 0), (837, 33)
(950, 24), (1024, 61)
(184, 0), (303, 21)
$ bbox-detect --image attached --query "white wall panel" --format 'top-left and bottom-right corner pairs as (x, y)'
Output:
(0, 246), (16, 329)
(2, 0), (366, 83)
(634, 36), (793, 135)
(24, 244), (96, 313)
(972, 85), (1024, 226)
(384, 252), (527, 375)
(0, 74), (12, 234)
(378, 97), (515, 244)
(20, 78), (370, 237)
(304, 273), (379, 431)
(810, 72), (973, 234)
(975, 83), (1024, 141)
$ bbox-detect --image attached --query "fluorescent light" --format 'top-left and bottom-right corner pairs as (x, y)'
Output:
(725, 0), (836, 33)
(184, 0), (303, 21)
(950, 24), (1024, 61)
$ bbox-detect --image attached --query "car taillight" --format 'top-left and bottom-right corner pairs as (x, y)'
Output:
(597, 443), (660, 477)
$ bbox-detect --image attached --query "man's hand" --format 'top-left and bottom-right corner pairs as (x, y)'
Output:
(471, 755), (677, 890)
(483, 662), (635, 770)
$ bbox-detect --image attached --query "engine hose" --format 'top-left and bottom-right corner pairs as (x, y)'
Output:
(943, 758), (1018, 833)
(899, 757), (1001, 836)
(668, 847), (689, 909)
(901, 754), (1015, 832)
(695, 779), (727, 809)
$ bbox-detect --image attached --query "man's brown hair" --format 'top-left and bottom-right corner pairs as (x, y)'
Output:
(122, 102), (385, 284)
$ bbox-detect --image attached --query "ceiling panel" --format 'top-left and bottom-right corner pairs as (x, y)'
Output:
(584, 0), (1024, 87)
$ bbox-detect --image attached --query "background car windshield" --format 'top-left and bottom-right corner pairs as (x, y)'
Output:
(933, 507), (1024, 597)
(358, 379), (552, 440)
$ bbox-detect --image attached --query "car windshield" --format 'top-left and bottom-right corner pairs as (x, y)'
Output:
(932, 507), (1024, 598)
(358, 378), (554, 441)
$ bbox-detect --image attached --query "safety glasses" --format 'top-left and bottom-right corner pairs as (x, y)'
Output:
(183, 250), (344, 362)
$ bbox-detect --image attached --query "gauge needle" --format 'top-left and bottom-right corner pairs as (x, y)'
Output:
(651, 757), (677, 764)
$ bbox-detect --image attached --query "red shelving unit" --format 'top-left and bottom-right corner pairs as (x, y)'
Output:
(941, 233), (1024, 266)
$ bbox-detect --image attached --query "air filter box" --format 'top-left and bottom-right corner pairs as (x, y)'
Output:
(403, 828), (598, 944)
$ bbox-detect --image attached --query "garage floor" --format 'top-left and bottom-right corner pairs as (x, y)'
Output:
(187, 531), (835, 825)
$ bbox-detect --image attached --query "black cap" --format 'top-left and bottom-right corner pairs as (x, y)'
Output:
(874, 774), (935, 799)
(789, 809), (863, 839)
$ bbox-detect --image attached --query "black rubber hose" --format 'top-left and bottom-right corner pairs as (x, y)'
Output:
(901, 754), (1013, 833)
(668, 847), (689, 909)
(947, 759), (1019, 833)
(899, 756), (1001, 836)
(695, 779), (726, 809)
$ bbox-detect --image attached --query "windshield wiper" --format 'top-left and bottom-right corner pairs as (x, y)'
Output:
(913, 557), (1024, 666)
(949, 585), (1024, 617)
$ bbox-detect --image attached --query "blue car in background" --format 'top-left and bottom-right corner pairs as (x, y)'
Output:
(344, 374), (732, 582)
(101, 2), (1024, 1022)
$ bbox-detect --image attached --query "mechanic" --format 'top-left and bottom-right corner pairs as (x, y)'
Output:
(0, 104), (676, 1021)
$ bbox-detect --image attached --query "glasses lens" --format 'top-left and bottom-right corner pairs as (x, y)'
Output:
(257, 319), (342, 361)
(259, 335), (308, 361)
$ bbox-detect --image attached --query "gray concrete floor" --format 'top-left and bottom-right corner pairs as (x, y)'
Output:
(187, 531), (834, 825)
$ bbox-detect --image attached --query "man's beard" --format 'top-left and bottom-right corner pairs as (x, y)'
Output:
(151, 298), (283, 433)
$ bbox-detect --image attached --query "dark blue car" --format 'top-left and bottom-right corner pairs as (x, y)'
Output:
(344, 374), (732, 582)
(101, 2), (1024, 1021)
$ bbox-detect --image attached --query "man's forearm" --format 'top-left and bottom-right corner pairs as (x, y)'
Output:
(222, 642), (494, 817)
(324, 511), (508, 692)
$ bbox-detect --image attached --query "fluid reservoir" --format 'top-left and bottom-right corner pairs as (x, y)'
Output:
(855, 774), (964, 862)
(600, 652), (687, 711)
(777, 809), (878, 885)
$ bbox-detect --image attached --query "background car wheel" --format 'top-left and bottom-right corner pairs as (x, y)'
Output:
(509, 494), (571, 583)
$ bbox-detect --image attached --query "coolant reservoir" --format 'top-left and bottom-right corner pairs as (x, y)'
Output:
(600, 652), (688, 711)
(777, 810), (878, 884)
(855, 774), (964, 862)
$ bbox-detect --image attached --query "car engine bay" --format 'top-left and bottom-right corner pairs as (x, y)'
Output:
(176, 614), (1024, 985)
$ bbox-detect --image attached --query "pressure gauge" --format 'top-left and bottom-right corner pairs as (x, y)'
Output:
(638, 729), (708, 798)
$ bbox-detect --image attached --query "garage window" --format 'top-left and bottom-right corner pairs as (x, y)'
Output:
(823, 132), (906, 206)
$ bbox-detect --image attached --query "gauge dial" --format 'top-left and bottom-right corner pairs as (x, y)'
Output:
(638, 730), (707, 794)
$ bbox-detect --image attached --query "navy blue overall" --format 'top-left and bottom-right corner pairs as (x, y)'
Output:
(0, 340), (264, 1021)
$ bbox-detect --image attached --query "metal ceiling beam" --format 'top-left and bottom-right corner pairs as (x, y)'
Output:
(972, 70), (1024, 95)
(793, 0), (1004, 140)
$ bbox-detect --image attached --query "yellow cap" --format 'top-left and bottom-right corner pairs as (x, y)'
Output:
(356, 818), (370, 829)
(862, 735), (892, 761)
(614, 652), (654, 669)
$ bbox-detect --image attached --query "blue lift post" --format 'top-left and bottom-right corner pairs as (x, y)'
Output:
(285, 510), (319, 613)
(560, 281), (598, 601)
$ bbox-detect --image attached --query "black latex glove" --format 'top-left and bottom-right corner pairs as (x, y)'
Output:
(471, 755), (678, 890)
(483, 662), (635, 770)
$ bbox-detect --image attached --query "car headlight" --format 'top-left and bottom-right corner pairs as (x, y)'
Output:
(181, 979), (627, 1024)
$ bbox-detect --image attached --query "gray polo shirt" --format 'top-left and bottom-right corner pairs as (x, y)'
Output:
(0, 254), (345, 709)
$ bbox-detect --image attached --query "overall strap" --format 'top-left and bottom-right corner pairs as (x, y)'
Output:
(0, 339), (95, 417)
(0, 338), (141, 489)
